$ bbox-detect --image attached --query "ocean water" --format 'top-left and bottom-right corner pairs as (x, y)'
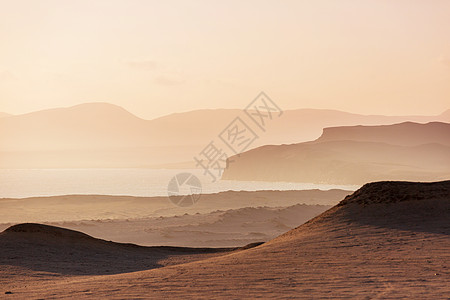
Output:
(0, 169), (359, 198)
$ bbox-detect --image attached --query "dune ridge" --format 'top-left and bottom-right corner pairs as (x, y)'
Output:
(338, 180), (450, 206)
(1, 180), (449, 298)
(4, 223), (93, 239)
(0, 222), (261, 278)
(5, 203), (331, 247)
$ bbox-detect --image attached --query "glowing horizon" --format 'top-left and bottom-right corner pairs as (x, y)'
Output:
(1, 0), (449, 119)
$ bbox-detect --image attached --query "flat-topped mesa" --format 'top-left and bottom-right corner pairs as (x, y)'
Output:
(316, 122), (450, 146)
(338, 180), (450, 206)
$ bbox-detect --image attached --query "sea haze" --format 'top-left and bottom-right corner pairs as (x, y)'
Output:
(0, 168), (358, 198)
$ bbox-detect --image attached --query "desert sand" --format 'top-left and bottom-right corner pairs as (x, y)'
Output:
(11, 203), (330, 248)
(0, 180), (448, 299)
(2, 2), (449, 298)
(0, 190), (348, 247)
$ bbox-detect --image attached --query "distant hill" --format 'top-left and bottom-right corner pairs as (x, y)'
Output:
(222, 122), (450, 185)
(438, 108), (450, 120)
(0, 103), (449, 168)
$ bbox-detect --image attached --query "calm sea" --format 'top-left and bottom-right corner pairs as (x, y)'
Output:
(0, 169), (359, 198)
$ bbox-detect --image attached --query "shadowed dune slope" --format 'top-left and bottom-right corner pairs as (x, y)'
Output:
(0, 223), (261, 276)
(272, 180), (450, 244)
(5, 181), (449, 298)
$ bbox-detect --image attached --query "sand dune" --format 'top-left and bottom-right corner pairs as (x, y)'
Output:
(0, 190), (344, 248)
(1, 103), (449, 168)
(0, 189), (349, 224)
(0, 222), (260, 286)
(223, 122), (450, 184)
(26, 203), (330, 247)
(1, 180), (448, 298)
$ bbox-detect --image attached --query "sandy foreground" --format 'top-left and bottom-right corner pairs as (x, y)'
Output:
(0, 182), (449, 299)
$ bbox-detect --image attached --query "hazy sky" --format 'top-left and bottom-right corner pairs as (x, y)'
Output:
(1, 0), (449, 119)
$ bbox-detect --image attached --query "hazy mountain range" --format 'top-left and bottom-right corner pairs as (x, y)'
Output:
(222, 122), (450, 185)
(0, 103), (449, 168)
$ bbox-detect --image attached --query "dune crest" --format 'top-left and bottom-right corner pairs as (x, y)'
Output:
(338, 180), (450, 206)
(2, 180), (449, 298)
(4, 223), (92, 238)
(0, 222), (261, 278)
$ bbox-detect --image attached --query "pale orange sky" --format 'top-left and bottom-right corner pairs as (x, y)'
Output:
(0, 0), (449, 119)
